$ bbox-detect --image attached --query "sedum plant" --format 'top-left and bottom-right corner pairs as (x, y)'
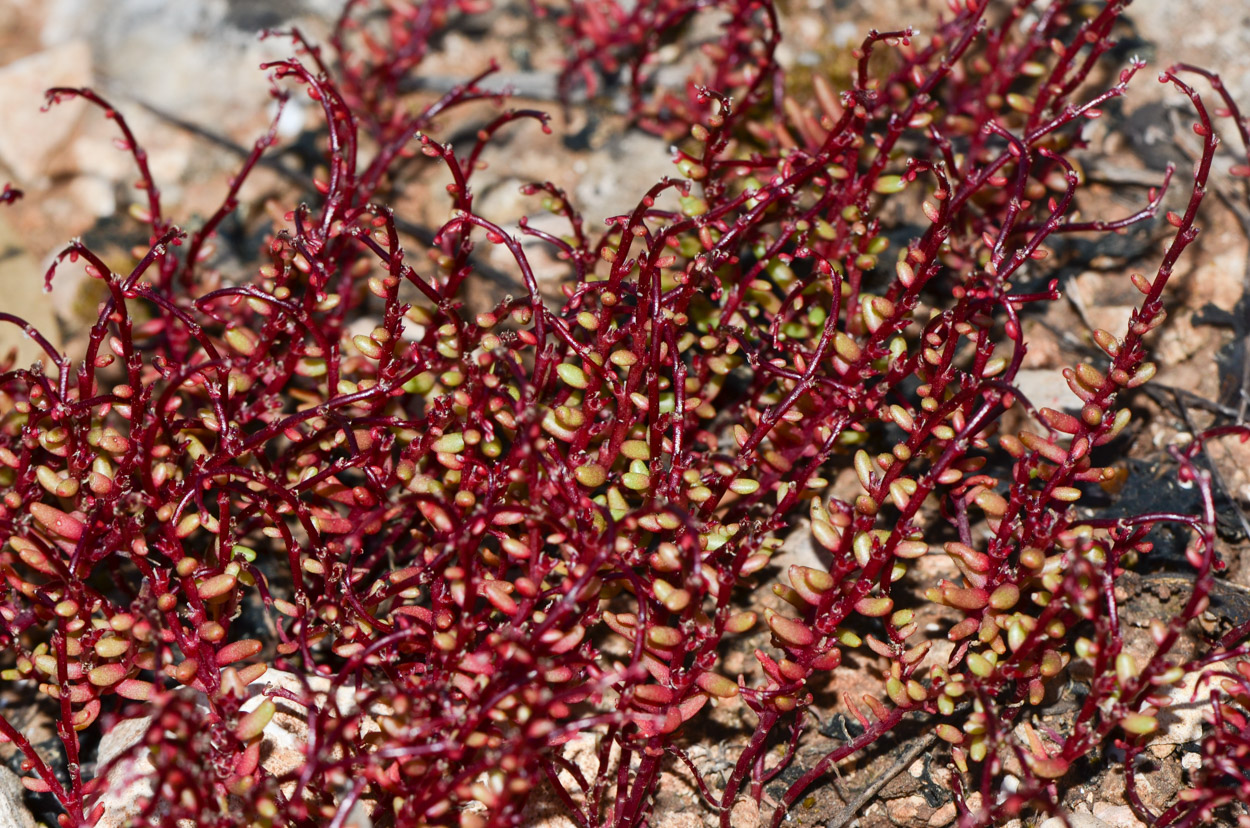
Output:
(0, 0), (1248, 826)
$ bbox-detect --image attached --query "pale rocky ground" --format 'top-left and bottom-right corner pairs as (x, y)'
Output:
(1, 0), (1249, 826)
(90, 669), (374, 828)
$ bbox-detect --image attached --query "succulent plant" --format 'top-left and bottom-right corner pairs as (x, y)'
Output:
(0, 1), (1248, 826)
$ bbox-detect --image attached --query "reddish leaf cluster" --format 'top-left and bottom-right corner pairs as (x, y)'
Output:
(0, 1), (1248, 827)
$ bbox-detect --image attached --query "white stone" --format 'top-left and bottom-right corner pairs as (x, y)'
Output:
(40, 0), (323, 143)
(574, 132), (677, 225)
(1014, 368), (1080, 413)
(1152, 671), (1214, 746)
(93, 713), (160, 828)
(91, 669), (379, 828)
(0, 765), (36, 828)
(0, 214), (62, 371)
(1091, 803), (1147, 828)
(0, 40), (92, 182)
(1038, 815), (1111, 828)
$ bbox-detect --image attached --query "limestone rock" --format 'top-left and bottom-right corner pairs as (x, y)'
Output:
(0, 214), (62, 371)
(91, 669), (379, 828)
(0, 765), (36, 828)
(0, 40), (91, 183)
(1090, 803), (1147, 828)
(1151, 671), (1214, 747)
(1014, 368), (1080, 414)
(1038, 814), (1112, 828)
(93, 714), (160, 828)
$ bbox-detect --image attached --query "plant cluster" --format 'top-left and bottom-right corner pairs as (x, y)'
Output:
(0, 0), (1248, 826)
